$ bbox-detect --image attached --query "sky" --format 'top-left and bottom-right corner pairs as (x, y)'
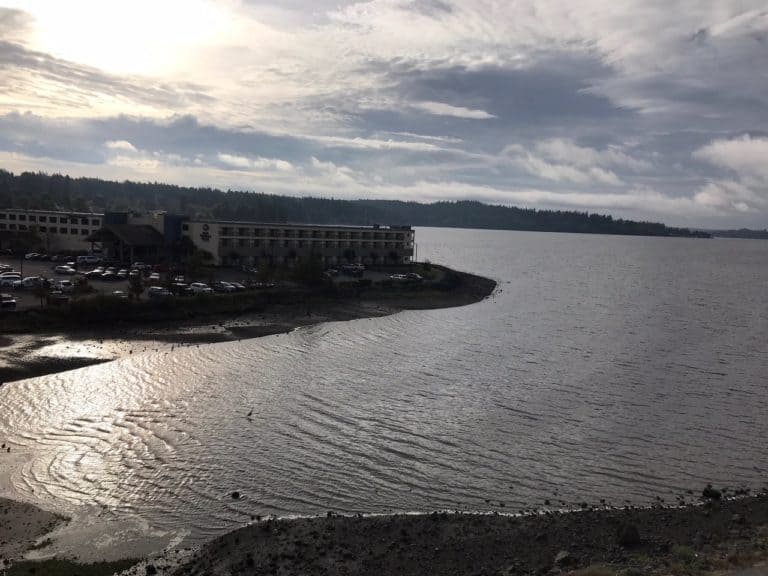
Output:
(0, 1), (767, 228)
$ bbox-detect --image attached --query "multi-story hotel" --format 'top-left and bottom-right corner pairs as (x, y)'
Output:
(0, 208), (415, 266)
(0, 208), (103, 252)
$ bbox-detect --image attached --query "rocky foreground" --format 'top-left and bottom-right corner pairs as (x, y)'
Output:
(169, 493), (768, 576)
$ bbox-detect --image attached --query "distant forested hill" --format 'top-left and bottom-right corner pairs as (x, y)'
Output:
(0, 170), (709, 238)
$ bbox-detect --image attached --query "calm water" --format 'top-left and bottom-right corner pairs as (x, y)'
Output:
(1, 228), (767, 551)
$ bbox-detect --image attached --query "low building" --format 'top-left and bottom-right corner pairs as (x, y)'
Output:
(0, 207), (415, 266)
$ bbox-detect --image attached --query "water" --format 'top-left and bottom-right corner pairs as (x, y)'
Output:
(1, 228), (767, 552)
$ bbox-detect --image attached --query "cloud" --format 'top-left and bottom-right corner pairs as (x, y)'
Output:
(105, 140), (137, 153)
(411, 101), (496, 119)
(693, 135), (768, 181)
(217, 153), (294, 172)
(500, 139), (652, 186)
(1, 2), (768, 227)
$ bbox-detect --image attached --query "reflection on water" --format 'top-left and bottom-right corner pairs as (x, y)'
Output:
(1, 229), (767, 552)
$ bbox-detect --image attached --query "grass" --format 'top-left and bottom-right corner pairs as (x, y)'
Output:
(574, 565), (618, 576)
(5, 558), (139, 576)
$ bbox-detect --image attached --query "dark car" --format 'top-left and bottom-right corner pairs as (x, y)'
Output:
(0, 293), (16, 310)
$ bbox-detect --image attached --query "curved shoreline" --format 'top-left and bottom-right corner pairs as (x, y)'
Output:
(0, 266), (497, 384)
(171, 493), (768, 576)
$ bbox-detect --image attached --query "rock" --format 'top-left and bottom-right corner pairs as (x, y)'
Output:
(554, 550), (572, 566)
(146, 565), (158, 575)
(617, 523), (641, 548)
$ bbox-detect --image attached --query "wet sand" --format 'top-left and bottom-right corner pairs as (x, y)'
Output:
(0, 497), (65, 565)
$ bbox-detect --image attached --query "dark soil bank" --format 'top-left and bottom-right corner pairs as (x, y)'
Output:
(172, 494), (768, 576)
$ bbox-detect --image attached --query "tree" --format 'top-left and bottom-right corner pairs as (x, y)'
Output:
(128, 275), (144, 301)
(32, 278), (51, 309)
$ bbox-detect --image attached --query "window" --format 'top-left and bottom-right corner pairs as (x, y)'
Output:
(221, 238), (231, 247)
(19, 214), (26, 221)
(9, 224), (16, 230)
(238, 238), (247, 247)
(19, 224), (27, 231)
(60, 218), (68, 224)
(81, 218), (88, 225)
(29, 215), (36, 222)
(0, 223), (5, 230)
(0, 213), (5, 219)
(92, 219), (100, 226)
(39, 216), (47, 223)
(39, 226), (47, 232)
(81, 229), (88, 235)
(182, 223), (189, 231)
(238, 228), (248, 236)
(60, 227), (68, 234)
(9, 214), (16, 220)
(71, 228), (78, 235)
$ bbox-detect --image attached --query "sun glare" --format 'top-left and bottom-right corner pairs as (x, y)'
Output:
(7, 0), (232, 76)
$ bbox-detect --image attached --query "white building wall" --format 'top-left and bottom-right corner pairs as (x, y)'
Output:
(0, 209), (103, 253)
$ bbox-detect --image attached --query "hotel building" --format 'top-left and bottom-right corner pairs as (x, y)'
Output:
(0, 208), (415, 266)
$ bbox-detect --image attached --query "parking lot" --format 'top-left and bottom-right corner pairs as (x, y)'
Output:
(0, 257), (135, 310)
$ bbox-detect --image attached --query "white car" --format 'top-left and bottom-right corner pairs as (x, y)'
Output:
(54, 279), (74, 293)
(13, 276), (44, 290)
(148, 272), (161, 281)
(0, 274), (21, 287)
(54, 265), (76, 275)
(189, 282), (213, 294)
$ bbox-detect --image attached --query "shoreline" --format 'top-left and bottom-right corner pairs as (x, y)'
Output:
(2, 490), (768, 575)
(0, 266), (497, 384)
(170, 492), (768, 576)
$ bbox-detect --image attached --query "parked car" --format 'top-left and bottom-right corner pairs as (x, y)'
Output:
(170, 282), (192, 296)
(128, 269), (141, 278)
(117, 269), (129, 279)
(0, 274), (21, 287)
(111, 290), (128, 299)
(147, 286), (172, 298)
(189, 282), (213, 294)
(230, 282), (247, 291)
(148, 272), (161, 282)
(24, 252), (40, 260)
(15, 276), (45, 290)
(405, 272), (423, 282)
(100, 271), (117, 281)
(213, 281), (236, 293)
(77, 255), (101, 265)
(131, 262), (148, 271)
(173, 275), (185, 283)
(0, 264), (14, 272)
(0, 293), (16, 309)
(54, 279), (74, 293)
(85, 268), (105, 279)
(54, 265), (76, 275)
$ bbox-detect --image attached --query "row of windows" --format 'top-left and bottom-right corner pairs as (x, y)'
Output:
(0, 213), (101, 226)
(0, 223), (95, 236)
(220, 238), (408, 249)
(212, 227), (407, 240)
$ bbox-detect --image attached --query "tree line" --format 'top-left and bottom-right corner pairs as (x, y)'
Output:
(0, 170), (710, 238)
